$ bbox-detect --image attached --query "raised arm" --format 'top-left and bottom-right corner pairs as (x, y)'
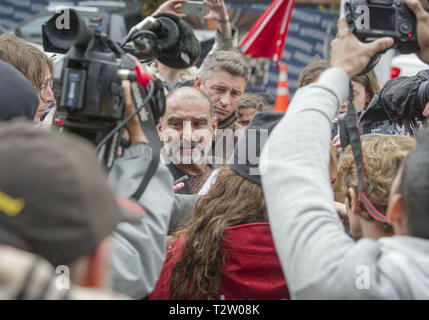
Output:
(260, 17), (393, 299)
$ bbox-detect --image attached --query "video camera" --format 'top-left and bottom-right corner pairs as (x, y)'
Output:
(43, 9), (166, 167)
(43, 9), (200, 169)
(42, 8), (200, 198)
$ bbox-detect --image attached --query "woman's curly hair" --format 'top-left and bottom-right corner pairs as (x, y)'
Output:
(169, 168), (268, 299)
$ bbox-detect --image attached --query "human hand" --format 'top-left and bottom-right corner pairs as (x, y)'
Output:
(122, 55), (149, 145)
(203, 0), (228, 22)
(173, 182), (185, 192)
(331, 134), (342, 149)
(330, 17), (394, 79)
(405, 0), (429, 64)
(335, 201), (349, 231)
(203, 0), (231, 38)
(152, 0), (187, 18)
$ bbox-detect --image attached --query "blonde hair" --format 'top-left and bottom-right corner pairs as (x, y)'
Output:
(339, 135), (416, 229)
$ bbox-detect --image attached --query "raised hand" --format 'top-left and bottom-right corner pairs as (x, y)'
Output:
(405, 0), (429, 64)
(152, 0), (188, 18)
(330, 17), (394, 79)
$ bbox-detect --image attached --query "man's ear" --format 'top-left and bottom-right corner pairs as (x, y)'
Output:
(349, 188), (362, 216)
(195, 76), (202, 89)
(386, 193), (404, 224)
(366, 92), (371, 104)
(156, 122), (163, 138)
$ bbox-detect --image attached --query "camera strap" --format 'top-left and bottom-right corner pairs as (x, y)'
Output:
(344, 82), (389, 223)
(129, 68), (161, 201)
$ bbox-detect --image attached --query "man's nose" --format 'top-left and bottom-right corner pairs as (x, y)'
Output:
(219, 92), (231, 107)
(181, 120), (193, 142)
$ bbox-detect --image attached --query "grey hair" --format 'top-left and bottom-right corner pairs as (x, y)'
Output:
(237, 93), (269, 113)
(166, 86), (215, 119)
(198, 50), (250, 83)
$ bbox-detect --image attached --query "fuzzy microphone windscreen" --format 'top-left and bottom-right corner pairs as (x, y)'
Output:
(154, 13), (201, 69)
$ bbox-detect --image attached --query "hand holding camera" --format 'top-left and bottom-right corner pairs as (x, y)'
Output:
(344, 0), (429, 70)
(405, 0), (429, 64)
(330, 17), (393, 78)
(344, 0), (418, 54)
(122, 55), (149, 145)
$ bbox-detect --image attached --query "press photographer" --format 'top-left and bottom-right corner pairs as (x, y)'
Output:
(359, 69), (429, 135)
(336, 0), (429, 149)
(260, 0), (429, 299)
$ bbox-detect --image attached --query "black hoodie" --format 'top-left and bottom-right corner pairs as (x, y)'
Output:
(0, 61), (39, 122)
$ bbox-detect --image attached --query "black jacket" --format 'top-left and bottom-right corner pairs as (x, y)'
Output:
(359, 69), (429, 135)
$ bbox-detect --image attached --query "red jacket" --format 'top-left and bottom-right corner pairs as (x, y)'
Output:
(149, 222), (289, 300)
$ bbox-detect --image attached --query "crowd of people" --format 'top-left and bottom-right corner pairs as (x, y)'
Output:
(0, 0), (429, 300)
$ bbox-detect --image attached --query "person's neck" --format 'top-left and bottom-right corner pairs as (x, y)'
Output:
(361, 219), (392, 240)
(156, 61), (181, 87)
(218, 112), (237, 129)
(175, 162), (207, 176)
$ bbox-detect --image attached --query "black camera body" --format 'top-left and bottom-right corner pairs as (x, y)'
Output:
(43, 9), (167, 168)
(43, 11), (137, 143)
(344, 0), (418, 54)
(59, 44), (126, 121)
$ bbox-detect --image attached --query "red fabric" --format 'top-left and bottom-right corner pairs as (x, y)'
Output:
(149, 222), (289, 300)
(239, 0), (296, 67)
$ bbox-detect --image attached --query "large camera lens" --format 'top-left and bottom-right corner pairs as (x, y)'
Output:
(43, 9), (92, 54)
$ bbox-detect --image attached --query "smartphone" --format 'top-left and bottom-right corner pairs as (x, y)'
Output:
(180, 1), (208, 17)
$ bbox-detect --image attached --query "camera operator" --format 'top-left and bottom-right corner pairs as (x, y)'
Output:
(359, 69), (429, 136)
(260, 0), (429, 299)
(105, 59), (178, 298)
(0, 54), (178, 299)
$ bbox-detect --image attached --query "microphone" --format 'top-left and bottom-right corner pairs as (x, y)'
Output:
(126, 14), (201, 69)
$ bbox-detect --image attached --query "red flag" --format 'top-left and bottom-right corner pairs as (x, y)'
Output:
(239, 0), (296, 68)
